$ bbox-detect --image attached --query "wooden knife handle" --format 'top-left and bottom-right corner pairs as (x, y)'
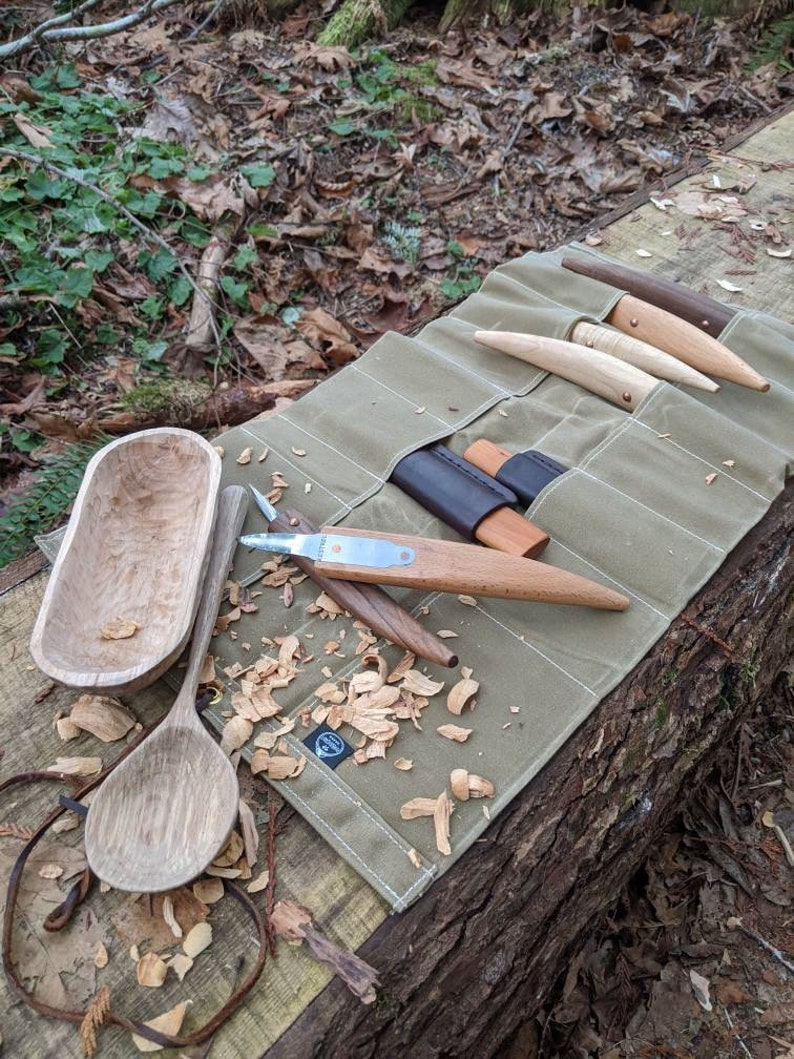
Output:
(571, 321), (719, 393)
(317, 526), (629, 612)
(269, 508), (458, 668)
(608, 295), (769, 392)
(561, 252), (736, 337)
(474, 330), (658, 411)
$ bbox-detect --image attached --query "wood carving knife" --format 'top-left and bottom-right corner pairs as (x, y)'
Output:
(248, 486), (458, 668)
(569, 320), (718, 392)
(239, 526), (630, 611)
(474, 330), (659, 411)
(561, 252), (736, 338)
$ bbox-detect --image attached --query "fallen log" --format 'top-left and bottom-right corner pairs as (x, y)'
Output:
(267, 478), (794, 1058)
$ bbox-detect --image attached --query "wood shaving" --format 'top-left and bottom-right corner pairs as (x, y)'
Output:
(38, 862), (63, 879)
(100, 618), (139, 640)
(220, 715), (253, 753)
(258, 446), (269, 462)
(446, 677), (479, 715)
(51, 756), (102, 776)
(94, 942), (109, 969)
(136, 951), (168, 988)
(236, 446), (252, 464)
(450, 768), (470, 801)
(247, 869), (270, 893)
(400, 797), (439, 819)
(705, 472), (718, 485)
(437, 724), (473, 743)
(182, 922), (213, 958)
(238, 799), (259, 867)
(394, 758), (414, 771)
(407, 848), (422, 868)
(386, 650), (416, 683)
(204, 864), (242, 878)
(436, 629), (458, 638)
(467, 774), (495, 798)
(291, 446), (306, 456)
(434, 791), (453, 856)
(55, 716), (81, 741)
(132, 1001), (188, 1053)
(170, 953), (193, 982)
(250, 749), (305, 779)
(162, 895), (182, 939)
(457, 594), (477, 607)
(400, 670), (445, 696)
(193, 878), (224, 904)
(69, 694), (136, 742)
(213, 830), (244, 868)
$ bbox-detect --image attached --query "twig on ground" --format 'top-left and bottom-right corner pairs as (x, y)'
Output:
(730, 920), (794, 975)
(0, 146), (223, 357)
(187, 0), (229, 40)
(0, 0), (184, 60)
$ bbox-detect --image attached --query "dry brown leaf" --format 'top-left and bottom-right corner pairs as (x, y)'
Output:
(70, 695), (136, 742)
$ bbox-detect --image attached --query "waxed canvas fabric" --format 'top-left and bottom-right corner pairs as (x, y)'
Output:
(39, 246), (794, 911)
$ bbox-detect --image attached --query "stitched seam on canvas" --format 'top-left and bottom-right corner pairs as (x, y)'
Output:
(351, 363), (453, 429)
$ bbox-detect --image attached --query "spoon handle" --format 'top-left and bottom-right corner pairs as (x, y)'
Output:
(170, 484), (248, 722)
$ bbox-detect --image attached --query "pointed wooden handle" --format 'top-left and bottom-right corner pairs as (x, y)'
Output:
(317, 526), (629, 611)
(571, 321), (719, 393)
(608, 295), (769, 392)
(271, 508), (458, 668)
(561, 252), (736, 337)
(463, 439), (513, 479)
(474, 330), (658, 411)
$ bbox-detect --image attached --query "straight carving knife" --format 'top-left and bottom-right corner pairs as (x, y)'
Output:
(239, 527), (629, 611)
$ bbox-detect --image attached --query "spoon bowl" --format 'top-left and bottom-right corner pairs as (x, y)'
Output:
(85, 485), (248, 892)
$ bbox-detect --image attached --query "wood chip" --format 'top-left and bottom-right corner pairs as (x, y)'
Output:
(400, 670), (445, 696)
(705, 472), (718, 485)
(100, 618), (139, 640)
(170, 953), (193, 982)
(446, 677), (479, 715)
(51, 756), (102, 776)
(247, 869), (270, 893)
(467, 774), (495, 798)
(437, 724), (472, 742)
(258, 446), (270, 461)
(291, 446), (306, 456)
(94, 942), (109, 969)
(136, 951), (168, 988)
(407, 848), (422, 868)
(132, 1002), (188, 1053)
(220, 715), (253, 753)
(457, 594), (477, 607)
(162, 895), (182, 939)
(236, 446), (252, 464)
(182, 921), (213, 958)
(434, 791), (453, 856)
(400, 798), (439, 819)
(55, 716), (81, 741)
(238, 799), (259, 867)
(450, 768), (470, 801)
(38, 862), (63, 879)
(193, 878), (225, 904)
(213, 830), (244, 868)
(70, 694), (136, 742)
(436, 629), (458, 638)
(393, 758), (414, 771)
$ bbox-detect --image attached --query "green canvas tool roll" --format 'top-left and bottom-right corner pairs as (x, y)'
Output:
(40, 245), (794, 911)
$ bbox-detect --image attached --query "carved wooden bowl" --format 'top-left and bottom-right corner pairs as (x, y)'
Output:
(30, 428), (222, 693)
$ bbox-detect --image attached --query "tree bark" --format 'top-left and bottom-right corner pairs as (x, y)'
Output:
(266, 479), (794, 1058)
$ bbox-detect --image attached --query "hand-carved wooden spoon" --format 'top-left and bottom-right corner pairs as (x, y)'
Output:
(85, 485), (248, 892)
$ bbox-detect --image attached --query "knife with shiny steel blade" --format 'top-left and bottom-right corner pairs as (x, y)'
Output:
(239, 525), (629, 611)
(247, 486), (459, 668)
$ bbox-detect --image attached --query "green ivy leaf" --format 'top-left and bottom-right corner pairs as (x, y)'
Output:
(240, 163), (276, 188)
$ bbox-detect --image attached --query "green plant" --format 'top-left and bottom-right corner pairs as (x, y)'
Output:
(439, 241), (482, 301)
(382, 220), (422, 264)
(0, 437), (109, 567)
(747, 11), (794, 70)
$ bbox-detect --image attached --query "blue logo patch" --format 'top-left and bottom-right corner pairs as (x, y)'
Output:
(303, 723), (354, 768)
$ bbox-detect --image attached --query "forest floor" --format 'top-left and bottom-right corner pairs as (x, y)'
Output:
(1, 3), (793, 1056)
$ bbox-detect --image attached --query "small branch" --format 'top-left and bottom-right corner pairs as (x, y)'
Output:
(0, 146), (222, 355)
(0, 0), (184, 59)
(732, 921), (794, 975)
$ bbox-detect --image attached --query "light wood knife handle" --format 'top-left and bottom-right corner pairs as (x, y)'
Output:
(571, 321), (719, 393)
(317, 526), (629, 611)
(608, 295), (769, 392)
(474, 330), (658, 411)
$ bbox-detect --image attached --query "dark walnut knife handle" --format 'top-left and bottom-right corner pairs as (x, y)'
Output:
(268, 507), (458, 669)
(561, 252), (735, 338)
